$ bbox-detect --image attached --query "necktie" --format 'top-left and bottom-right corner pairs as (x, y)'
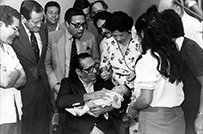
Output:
(69, 37), (77, 76)
(30, 31), (39, 62)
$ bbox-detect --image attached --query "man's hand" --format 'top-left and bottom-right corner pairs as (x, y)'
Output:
(194, 114), (203, 134)
(100, 67), (112, 81)
(90, 106), (112, 117)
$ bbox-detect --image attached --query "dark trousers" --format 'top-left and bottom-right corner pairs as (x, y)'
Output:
(182, 107), (198, 134)
(22, 80), (50, 134)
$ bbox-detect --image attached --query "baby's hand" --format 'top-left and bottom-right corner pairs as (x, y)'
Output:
(86, 101), (97, 108)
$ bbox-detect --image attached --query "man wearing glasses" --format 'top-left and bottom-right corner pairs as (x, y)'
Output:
(12, 0), (51, 134)
(0, 5), (26, 134)
(57, 52), (119, 134)
(45, 7), (100, 134)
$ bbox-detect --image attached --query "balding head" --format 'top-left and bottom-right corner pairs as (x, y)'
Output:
(158, 0), (174, 12)
(158, 0), (184, 17)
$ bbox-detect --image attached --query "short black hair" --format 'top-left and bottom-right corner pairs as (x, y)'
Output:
(0, 5), (21, 26)
(105, 11), (133, 32)
(73, 52), (92, 70)
(160, 9), (185, 38)
(64, 7), (85, 22)
(20, 0), (43, 20)
(73, 0), (90, 9)
(93, 11), (112, 29)
(44, 1), (61, 14)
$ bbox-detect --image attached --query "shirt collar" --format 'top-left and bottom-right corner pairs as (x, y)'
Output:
(175, 36), (184, 51)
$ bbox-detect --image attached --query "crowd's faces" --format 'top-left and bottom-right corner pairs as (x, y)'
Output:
(67, 15), (86, 39)
(45, 6), (60, 24)
(0, 17), (20, 45)
(112, 30), (130, 44)
(91, 2), (105, 18)
(96, 19), (111, 38)
(79, 57), (98, 83)
(23, 11), (44, 32)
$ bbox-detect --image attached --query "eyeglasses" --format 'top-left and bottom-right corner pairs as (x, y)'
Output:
(69, 21), (87, 29)
(82, 63), (99, 74)
(10, 24), (19, 33)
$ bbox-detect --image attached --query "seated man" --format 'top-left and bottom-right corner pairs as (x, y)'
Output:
(66, 84), (131, 117)
(57, 52), (121, 134)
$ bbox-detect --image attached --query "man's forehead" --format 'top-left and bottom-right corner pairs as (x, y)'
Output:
(71, 15), (85, 22)
(92, 2), (104, 12)
(81, 57), (94, 68)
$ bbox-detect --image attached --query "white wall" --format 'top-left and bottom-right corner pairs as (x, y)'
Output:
(0, 0), (160, 23)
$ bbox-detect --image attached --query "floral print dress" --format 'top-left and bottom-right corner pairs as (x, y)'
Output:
(100, 36), (140, 88)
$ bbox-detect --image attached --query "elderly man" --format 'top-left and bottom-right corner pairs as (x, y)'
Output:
(0, 5), (26, 134)
(57, 52), (120, 134)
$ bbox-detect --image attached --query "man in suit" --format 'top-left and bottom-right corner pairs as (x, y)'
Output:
(12, 1), (51, 134)
(45, 7), (100, 133)
(57, 52), (119, 134)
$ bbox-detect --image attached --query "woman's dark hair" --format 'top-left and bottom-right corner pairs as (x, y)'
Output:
(160, 9), (185, 38)
(135, 6), (185, 83)
(105, 11), (133, 32)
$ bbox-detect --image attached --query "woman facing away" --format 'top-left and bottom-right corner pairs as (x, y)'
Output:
(127, 8), (186, 134)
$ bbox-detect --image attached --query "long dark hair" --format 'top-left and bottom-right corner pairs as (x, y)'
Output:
(135, 7), (185, 83)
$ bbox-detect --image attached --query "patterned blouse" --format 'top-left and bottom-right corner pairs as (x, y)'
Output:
(100, 35), (141, 88)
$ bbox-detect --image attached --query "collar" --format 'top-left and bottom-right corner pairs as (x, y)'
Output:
(65, 27), (74, 41)
(21, 22), (30, 36)
(78, 75), (93, 87)
(175, 36), (184, 51)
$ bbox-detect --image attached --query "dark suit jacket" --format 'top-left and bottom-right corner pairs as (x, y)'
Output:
(57, 74), (119, 134)
(12, 23), (50, 108)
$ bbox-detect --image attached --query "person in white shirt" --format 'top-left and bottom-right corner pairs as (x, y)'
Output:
(0, 5), (26, 134)
(44, 1), (61, 32)
(127, 8), (186, 134)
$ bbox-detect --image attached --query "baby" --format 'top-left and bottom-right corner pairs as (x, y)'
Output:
(66, 84), (131, 118)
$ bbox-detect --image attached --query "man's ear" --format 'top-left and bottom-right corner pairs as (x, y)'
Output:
(21, 15), (26, 23)
(65, 21), (70, 27)
(174, 6), (182, 16)
(75, 68), (81, 76)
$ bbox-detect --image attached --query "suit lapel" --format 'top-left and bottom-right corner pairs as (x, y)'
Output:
(19, 24), (37, 64)
(39, 26), (47, 64)
(71, 75), (87, 94)
(57, 34), (66, 77)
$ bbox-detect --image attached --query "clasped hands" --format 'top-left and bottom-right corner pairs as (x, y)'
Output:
(86, 89), (113, 117)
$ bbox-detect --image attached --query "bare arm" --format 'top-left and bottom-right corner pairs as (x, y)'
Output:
(13, 67), (26, 88)
(194, 75), (203, 133)
(131, 89), (153, 110)
(0, 68), (20, 88)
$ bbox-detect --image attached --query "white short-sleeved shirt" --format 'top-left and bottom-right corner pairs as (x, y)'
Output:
(134, 50), (184, 107)
(0, 43), (23, 124)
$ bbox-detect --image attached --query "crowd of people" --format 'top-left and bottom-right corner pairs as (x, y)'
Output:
(0, 0), (202, 134)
